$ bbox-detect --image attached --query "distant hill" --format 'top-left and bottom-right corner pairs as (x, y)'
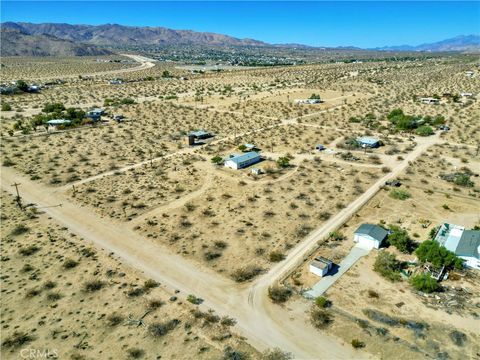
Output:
(0, 28), (113, 56)
(1, 22), (268, 47)
(374, 35), (480, 52)
(1, 22), (478, 54)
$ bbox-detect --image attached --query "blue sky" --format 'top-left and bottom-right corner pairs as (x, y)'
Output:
(2, 1), (479, 48)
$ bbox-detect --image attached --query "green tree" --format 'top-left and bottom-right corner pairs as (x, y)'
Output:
(415, 240), (463, 270)
(42, 102), (65, 113)
(416, 125), (434, 136)
(16, 80), (29, 92)
(276, 156), (290, 168)
(237, 144), (247, 152)
(387, 225), (414, 253)
(162, 70), (171, 78)
(373, 251), (401, 282)
(1, 103), (12, 111)
(211, 155), (224, 165)
(410, 274), (440, 293)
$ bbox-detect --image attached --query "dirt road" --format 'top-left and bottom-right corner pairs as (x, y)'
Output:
(1, 165), (364, 359)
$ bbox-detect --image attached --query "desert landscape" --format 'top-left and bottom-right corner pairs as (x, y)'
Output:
(1, 5), (479, 360)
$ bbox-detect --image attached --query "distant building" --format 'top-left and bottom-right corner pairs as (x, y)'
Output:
(356, 136), (380, 148)
(86, 108), (104, 121)
(434, 223), (480, 270)
(315, 144), (326, 151)
(47, 119), (71, 128)
(460, 92), (473, 97)
(465, 71), (474, 78)
(189, 130), (212, 139)
(354, 224), (388, 249)
(295, 99), (322, 104)
(420, 97), (440, 105)
(309, 256), (333, 277)
(224, 151), (261, 170)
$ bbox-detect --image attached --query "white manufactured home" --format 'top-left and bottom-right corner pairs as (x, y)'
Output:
(224, 151), (261, 170)
(420, 97), (439, 105)
(435, 223), (480, 270)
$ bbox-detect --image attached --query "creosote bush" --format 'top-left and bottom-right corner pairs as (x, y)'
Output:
(268, 285), (292, 303)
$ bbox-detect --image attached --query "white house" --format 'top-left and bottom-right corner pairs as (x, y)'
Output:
(420, 97), (439, 105)
(354, 224), (388, 249)
(309, 257), (333, 277)
(224, 152), (261, 170)
(434, 223), (480, 270)
(294, 98), (322, 104)
(460, 92), (473, 97)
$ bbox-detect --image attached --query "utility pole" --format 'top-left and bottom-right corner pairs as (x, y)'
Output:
(11, 182), (22, 210)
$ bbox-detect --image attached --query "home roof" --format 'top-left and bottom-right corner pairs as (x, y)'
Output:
(356, 136), (379, 145)
(355, 224), (388, 242)
(311, 256), (332, 270)
(435, 223), (465, 253)
(227, 151), (260, 165)
(189, 130), (210, 137)
(47, 119), (71, 125)
(456, 230), (480, 259)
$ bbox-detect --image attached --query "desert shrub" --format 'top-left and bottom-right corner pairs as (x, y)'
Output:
(214, 240), (228, 249)
(410, 274), (440, 293)
(127, 348), (145, 359)
(83, 280), (105, 292)
(351, 339), (366, 348)
(415, 240), (463, 269)
(222, 347), (248, 360)
(19, 244), (40, 256)
(204, 251), (222, 261)
(220, 316), (237, 327)
(187, 294), (203, 305)
(389, 189), (411, 200)
(211, 155), (224, 165)
(10, 224), (29, 236)
(2, 331), (34, 349)
(46, 292), (62, 301)
(3, 158), (15, 166)
(63, 258), (78, 269)
(147, 299), (165, 310)
(231, 265), (262, 282)
(328, 231), (345, 241)
(315, 296), (331, 308)
(268, 286), (292, 303)
(387, 225), (415, 253)
(367, 289), (379, 298)
(310, 308), (333, 329)
(127, 287), (145, 297)
(106, 313), (124, 326)
(373, 251), (401, 282)
(268, 251), (285, 262)
(148, 319), (180, 337)
(449, 330), (467, 347)
(143, 279), (159, 290)
(262, 348), (293, 360)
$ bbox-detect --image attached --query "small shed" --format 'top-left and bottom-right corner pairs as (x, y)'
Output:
(315, 144), (326, 151)
(251, 168), (262, 176)
(354, 224), (388, 249)
(309, 256), (333, 277)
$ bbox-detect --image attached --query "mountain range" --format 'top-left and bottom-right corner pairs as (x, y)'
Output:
(0, 28), (113, 56)
(1, 22), (479, 56)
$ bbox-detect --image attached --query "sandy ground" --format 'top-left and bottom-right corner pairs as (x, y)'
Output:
(1, 55), (479, 360)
